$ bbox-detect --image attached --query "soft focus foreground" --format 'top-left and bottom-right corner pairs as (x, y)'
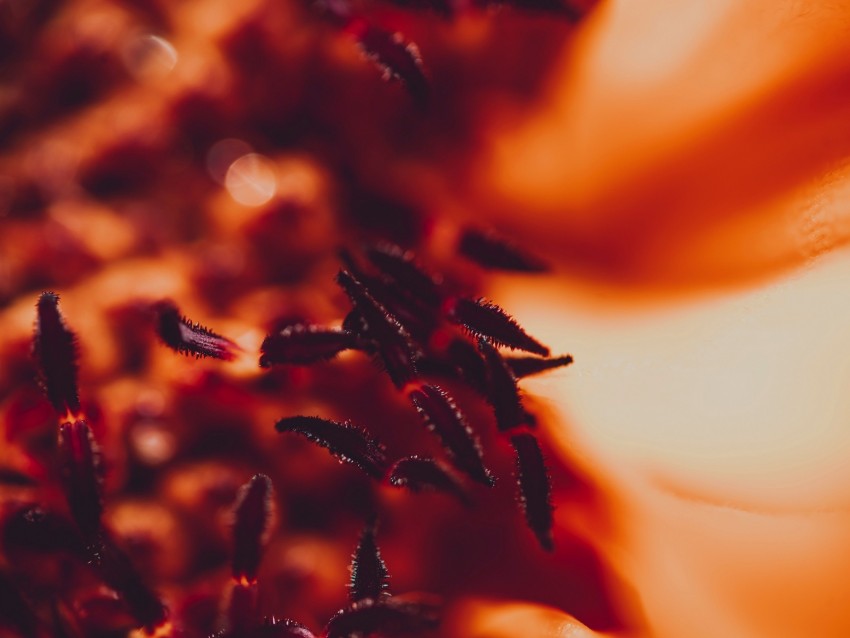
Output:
(3, 0), (850, 637)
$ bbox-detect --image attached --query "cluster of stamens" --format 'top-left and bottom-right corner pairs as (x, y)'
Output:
(5, 227), (572, 636)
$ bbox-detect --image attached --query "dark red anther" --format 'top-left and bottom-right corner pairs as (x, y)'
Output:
(232, 474), (274, 584)
(153, 300), (237, 361)
(260, 324), (357, 367)
(57, 419), (103, 537)
(274, 416), (388, 479)
(477, 338), (526, 433)
(339, 247), (432, 324)
(33, 291), (81, 416)
(355, 24), (429, 106)
(457, 228), (549, 273)
(349, 519), (389, 603)
(511, 432), (554, 551)
(325, 598), (440, 638)
(445, 337), (489, 395)
(408, 384), (494, 487)
(388, 456), (470, 506)
(335, 271), (422, 389)
(446, 297), (549, 357)
(505, 354), (574, 379)
(364, 243), (442, 308)
(354, 277), (438, 345)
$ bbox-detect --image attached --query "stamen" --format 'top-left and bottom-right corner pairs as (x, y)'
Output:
(407, 384), (495, 487)
(275, 416), (389, 479)
(353, 24), (430, 106)
(260, 325), (357, 367)
(57, 419), (103, 537)
(511, 432), (554, 551)
(505, 354), (574, 379)
(33, 291), (81, 416)
(336, 270), (422, 389)
(446, 297), (549, 356)
(388, 456), (470, 505)
(349, 518), (390, 602)
(365, 243), (442, 307)
(477, 338), (526, 433)
(153, 300), (238, 361)
(232, 474), (274, 584)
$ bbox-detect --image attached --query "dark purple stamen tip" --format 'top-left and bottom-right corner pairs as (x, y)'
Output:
(511, 432), (554, 552)
(457, 228), (549, 273)
(153, 299), (238, 361)
(445, 337), (489, 395)
(325, 598), (440, 638)
(355, 24), (430, 106)
(33, 291), (81, 416)
(477, 338), (526, 433)
(335, 271), (422, 389)
(275, 416), (389, 479)
(349, 519), (390, 603)
(505, 354), (574, 379)
(57, 419), (103, 537)
(408, 384), (494, 487)
(365, 243), (442, 307)
(259, 325), (357, 367)
(447, 297), (549, 357)
(232, 474), (274, 583)
(388, 456), (470, 506)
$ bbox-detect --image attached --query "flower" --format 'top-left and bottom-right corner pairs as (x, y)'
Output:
(3, 0), (850, 637)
